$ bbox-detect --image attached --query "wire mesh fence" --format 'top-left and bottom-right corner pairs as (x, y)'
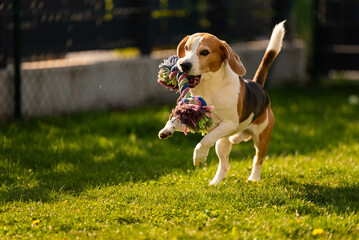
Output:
(19, 53), (159, 117)
(0, 0), (312, 120)
(0, 69), (14, 119)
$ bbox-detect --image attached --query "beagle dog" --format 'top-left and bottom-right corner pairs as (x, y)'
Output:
(159, 21), (285, 185)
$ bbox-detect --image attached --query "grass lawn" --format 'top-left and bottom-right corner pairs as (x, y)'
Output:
(0, 83), (359, 239)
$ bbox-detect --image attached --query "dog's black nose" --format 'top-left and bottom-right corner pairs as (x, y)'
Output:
(180, 62), (192, 73)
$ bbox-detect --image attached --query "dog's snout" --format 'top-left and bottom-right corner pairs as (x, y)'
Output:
(180, 62), (192, 73)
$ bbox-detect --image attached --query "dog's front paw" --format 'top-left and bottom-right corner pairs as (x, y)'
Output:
(158, 120), (175, 139)
(193, 143), (209, 166)
(158, 128), (173, 139)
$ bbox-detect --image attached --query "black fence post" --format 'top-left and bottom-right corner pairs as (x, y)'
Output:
(13, 0), (22, 119)
(138, 1), (152, 55)
(311, 0), (319, 83)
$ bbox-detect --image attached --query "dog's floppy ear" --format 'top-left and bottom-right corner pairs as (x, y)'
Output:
(177, 35), (189, 58)
(220, 40), (246, 76)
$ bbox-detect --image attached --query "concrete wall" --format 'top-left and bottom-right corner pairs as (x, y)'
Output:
(233, 39), (307, 87)
(0, 40), (306, 119)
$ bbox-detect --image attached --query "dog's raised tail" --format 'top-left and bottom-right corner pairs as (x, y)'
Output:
(253, 20), (286, 87)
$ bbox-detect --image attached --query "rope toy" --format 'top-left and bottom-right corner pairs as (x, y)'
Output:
(157, 55), (214, 135)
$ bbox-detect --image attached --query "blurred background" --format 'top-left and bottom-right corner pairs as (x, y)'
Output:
(0, 0), (358, 120)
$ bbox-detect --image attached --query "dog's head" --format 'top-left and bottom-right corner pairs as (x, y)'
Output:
(176, 33), (246, 88)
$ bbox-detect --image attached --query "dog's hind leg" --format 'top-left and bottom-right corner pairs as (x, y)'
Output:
(229, 129), (252, 144)
(248, 108), (274, 181)
(209, 137), (232, 185)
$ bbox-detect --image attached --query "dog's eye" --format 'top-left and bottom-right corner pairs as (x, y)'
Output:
(184, 45), (188, 51)
(200, 50), (210, 56)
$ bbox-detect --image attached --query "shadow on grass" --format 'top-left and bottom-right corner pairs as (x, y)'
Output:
(0, 83), (358, 203)
(267, 83), (359, 156)
(299, 183), (359, 213)
(281, 177), (359, 215)
(0, 106), (202, 202)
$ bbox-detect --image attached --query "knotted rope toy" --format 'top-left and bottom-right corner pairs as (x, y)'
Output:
(157, 55), (214, 135)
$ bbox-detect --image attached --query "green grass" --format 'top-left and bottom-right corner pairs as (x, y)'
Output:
(0, 83), (359, 239)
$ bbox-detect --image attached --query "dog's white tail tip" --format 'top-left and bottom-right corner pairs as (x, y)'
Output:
(267, 20), (286, 53)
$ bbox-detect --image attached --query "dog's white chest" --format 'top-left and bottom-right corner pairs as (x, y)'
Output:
(190, 69), (240, 126)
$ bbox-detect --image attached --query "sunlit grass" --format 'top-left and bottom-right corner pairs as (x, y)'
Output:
(0, 83), (358, 239)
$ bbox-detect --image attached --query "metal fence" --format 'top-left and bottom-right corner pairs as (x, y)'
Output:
(0, 0), (275, 65)
(3, 0), (357, 120)
(314, 0), (359, 73)
(1, 0), (281, 120)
